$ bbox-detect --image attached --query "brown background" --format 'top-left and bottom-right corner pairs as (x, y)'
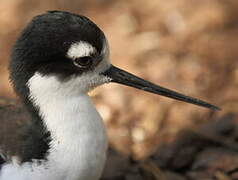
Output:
(0, 0), (238, 159)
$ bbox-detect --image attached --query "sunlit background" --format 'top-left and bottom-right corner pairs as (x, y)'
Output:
(0, 0), (237, 159)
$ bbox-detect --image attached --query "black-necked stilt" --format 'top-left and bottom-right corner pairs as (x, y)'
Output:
(0, 10), (220, 180)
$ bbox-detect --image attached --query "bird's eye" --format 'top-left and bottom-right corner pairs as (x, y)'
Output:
(73, 56), (93, 68)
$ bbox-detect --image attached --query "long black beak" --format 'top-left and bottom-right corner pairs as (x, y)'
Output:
(102, 65), (220, 111)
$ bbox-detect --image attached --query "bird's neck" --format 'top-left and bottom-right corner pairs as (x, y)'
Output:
(1, 74), (108, 180)
(28, 74), (109, 180)
(41, 94), (108, 180)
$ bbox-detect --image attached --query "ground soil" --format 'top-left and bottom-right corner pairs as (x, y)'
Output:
(1, 0), (238, 179)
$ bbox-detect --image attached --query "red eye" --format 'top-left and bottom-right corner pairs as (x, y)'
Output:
(73, 56), (93, 68)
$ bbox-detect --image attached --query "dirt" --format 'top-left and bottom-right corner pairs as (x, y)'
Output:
(0, 0), (238, 179)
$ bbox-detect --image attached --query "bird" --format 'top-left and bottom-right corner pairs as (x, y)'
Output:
(0, 10), (220, 180)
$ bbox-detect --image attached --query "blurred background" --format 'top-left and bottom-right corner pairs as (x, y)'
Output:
(0, 0), (238, 161)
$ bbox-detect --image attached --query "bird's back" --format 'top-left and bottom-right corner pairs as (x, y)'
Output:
(0, 97), (50, 165)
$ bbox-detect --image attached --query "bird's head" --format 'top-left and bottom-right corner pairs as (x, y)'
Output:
(9, 10), (220, 110)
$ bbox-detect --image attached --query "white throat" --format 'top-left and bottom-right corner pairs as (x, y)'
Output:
(0, 73), (108, 180)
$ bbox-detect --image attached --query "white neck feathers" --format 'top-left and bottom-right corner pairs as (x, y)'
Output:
(0, 73), (108, 180)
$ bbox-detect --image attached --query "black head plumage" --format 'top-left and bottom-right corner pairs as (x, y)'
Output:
(9, 10), (106, 99)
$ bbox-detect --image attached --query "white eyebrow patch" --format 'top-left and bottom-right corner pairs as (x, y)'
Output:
(67, 41), (96, 59)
